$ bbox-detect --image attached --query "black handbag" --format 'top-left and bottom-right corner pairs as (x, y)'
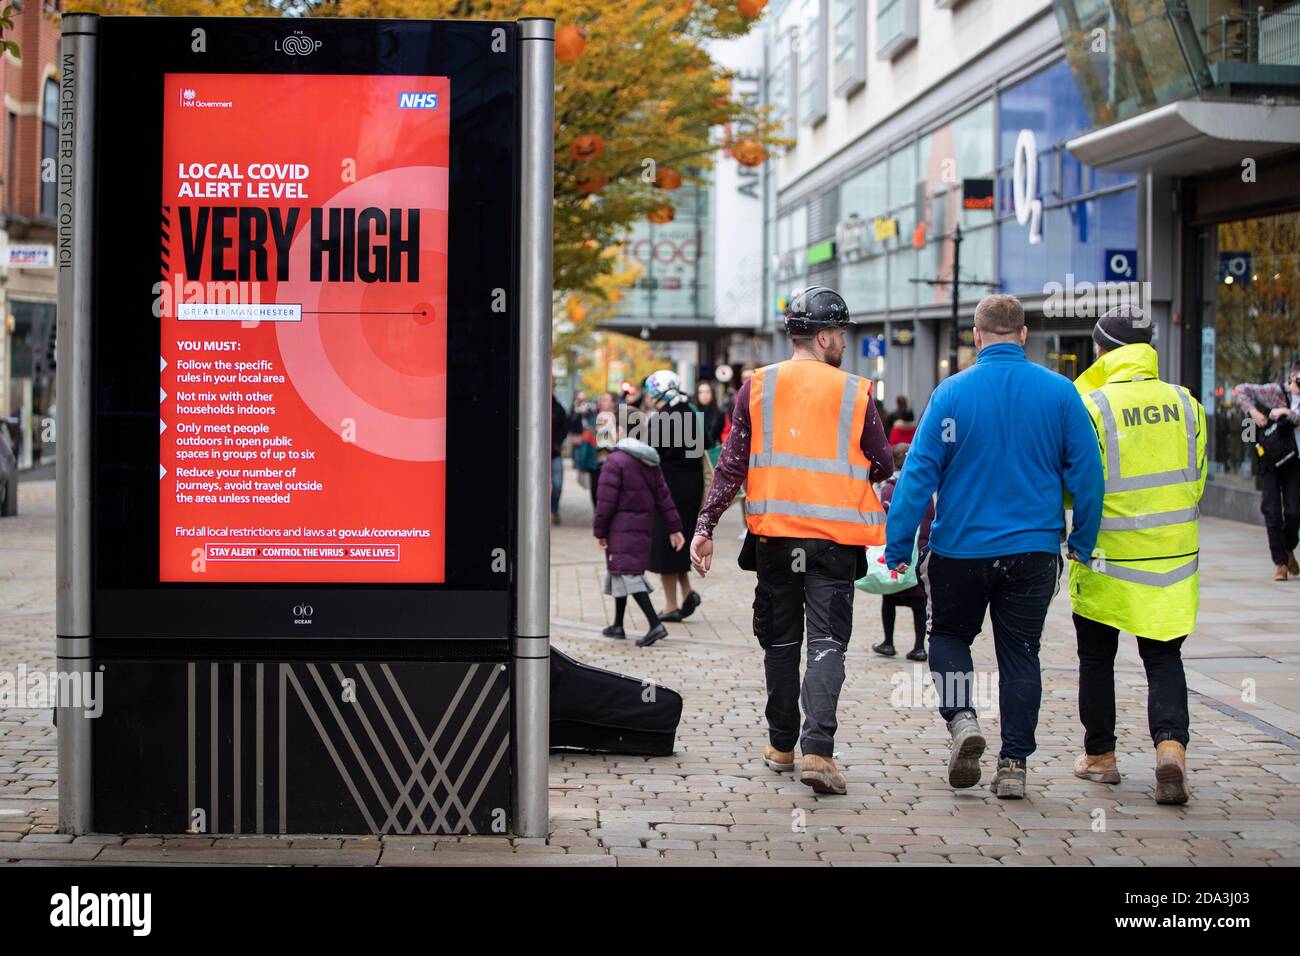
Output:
(1255, 403), (1298, 472)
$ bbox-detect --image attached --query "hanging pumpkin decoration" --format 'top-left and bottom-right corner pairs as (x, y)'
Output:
(569, 133), (606, 162)
(730, 139), (767, 167)
(574, 168), (609, 194)
(556, 25), (586, 63)
(653, 167), (683, 190)
(737, 0), (768, 17)
(648, 205), (676, 224)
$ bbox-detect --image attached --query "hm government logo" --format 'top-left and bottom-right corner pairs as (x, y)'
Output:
(178, 87), (233, 110)
(398, 92), (439, 110)
(276, 33), (321, 56)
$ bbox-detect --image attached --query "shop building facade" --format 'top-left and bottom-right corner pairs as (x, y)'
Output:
(760, 0), (1299, 523)
(1, 3), (62, 471)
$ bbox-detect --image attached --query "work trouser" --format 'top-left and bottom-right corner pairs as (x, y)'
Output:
(752, 536), (859, 757)
(1074, 613), (1190, 753)
(1261, 458), (1300, 567)
(921, 551), (1062, 762)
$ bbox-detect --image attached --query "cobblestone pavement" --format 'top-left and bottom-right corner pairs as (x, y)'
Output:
(2, 472), (1298, 866)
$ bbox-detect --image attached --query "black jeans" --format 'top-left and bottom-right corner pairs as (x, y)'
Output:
(752, 536), (858, 757)
(922, 551), (1062, 762)
(1261, 459), (1300, 566)
(1074, 613), (1189, 753)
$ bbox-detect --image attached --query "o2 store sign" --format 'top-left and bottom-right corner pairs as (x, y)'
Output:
(1012, 129), (1043, 245)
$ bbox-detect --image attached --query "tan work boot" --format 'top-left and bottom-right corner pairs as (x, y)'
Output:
(1154, 741), (1189, 805)
(1288, 551), (1299, 576)
(1274, 564), (1289, 582)
(799, 754), (847, 795)
(1073, 751), (1121, 784)
(763, 743), (795, 773)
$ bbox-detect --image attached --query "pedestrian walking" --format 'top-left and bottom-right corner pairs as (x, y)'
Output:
(885, 395), (910, 434)
(575, 391), (618, 509)
(690, 286), (893, 795)
(871, 442), (932, 662)
(643, 370), (706, 624)
(888, 410), (917, 446)
(551, 394), (568, 525)
(593, 436), (685, 647)
(1069, 305), (1207, 805)
(696, 380), (726, 451)
(1232, 360), (1300, 581)
(884, 293), (1103, 799)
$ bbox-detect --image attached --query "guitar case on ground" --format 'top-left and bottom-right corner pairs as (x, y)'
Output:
(550, 648), (683, 756)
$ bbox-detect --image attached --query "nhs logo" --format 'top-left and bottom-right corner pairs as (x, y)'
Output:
(398, 92), (439, 110)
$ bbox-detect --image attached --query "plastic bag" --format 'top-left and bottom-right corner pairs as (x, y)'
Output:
(855, 533), (919, 595)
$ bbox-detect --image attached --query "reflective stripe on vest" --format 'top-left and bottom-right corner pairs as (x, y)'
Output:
(746, 361), (885, 545)
(1099, 506), (1200, 531)
(748, 364), (872, 480)
(746, 498), (888, 525)
(1089, 386), (1198, 493)
(1093, 555), (1198, 587)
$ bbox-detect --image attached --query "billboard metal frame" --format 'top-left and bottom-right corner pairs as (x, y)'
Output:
(55, 13), (554, 838)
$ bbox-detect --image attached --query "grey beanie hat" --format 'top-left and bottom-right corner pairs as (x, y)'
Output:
(1093, 304), (1152, 351)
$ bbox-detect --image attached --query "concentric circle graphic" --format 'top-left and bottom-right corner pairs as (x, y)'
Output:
(275, 166), (448, 462)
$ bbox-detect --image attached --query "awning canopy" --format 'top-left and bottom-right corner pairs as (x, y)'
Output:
(1066, 99), (1300, 174)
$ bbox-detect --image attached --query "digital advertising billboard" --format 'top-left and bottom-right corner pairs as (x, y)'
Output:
(89, 18), (519, 639)
(158, 73), (450, 584)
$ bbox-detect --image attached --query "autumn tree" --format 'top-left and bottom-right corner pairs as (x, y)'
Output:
(73, 0), (780, 300)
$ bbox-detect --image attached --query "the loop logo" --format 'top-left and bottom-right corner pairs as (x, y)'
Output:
(293, 603), (314, 624)
(276, 33), (321, 56)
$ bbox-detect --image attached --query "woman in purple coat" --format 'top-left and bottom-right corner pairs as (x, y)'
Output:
(593, 437), (685, 646)
(872, 442), (935, 661)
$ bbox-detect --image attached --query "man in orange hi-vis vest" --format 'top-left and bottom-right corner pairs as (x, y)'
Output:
(690, 287), (893, 795)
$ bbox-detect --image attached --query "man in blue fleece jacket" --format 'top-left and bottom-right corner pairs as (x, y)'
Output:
(885, 294), (1102, 799)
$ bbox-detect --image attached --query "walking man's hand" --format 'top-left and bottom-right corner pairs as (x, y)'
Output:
(690, 534), (714, 576)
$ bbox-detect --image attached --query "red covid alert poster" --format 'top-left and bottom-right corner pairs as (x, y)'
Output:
(159, 74), (449, 583)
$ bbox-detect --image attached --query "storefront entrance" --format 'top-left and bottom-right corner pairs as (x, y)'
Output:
(1197, 209), (1300, 495)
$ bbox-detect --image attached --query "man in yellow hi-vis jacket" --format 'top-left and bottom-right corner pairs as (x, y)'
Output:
(1070, 305), (1207, 805)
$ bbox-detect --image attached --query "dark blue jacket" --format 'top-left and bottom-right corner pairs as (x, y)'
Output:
(884, 342), (1103, 566)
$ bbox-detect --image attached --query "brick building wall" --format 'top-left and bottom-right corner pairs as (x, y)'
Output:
(2, 2), (62, 461)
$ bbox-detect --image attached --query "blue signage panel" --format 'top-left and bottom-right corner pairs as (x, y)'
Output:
(1104, 248), (1137, 282)
(996, 58), (1138, 296)
(1218, 251), (1252, 285)
(863, 335), (886, 359)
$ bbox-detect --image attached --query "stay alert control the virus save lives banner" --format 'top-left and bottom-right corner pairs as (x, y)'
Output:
(158, 74), (449, 583)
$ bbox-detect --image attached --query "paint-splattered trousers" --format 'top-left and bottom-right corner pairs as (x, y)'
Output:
(921, 550), (1063, 762)
(753, 537), (860, 757)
